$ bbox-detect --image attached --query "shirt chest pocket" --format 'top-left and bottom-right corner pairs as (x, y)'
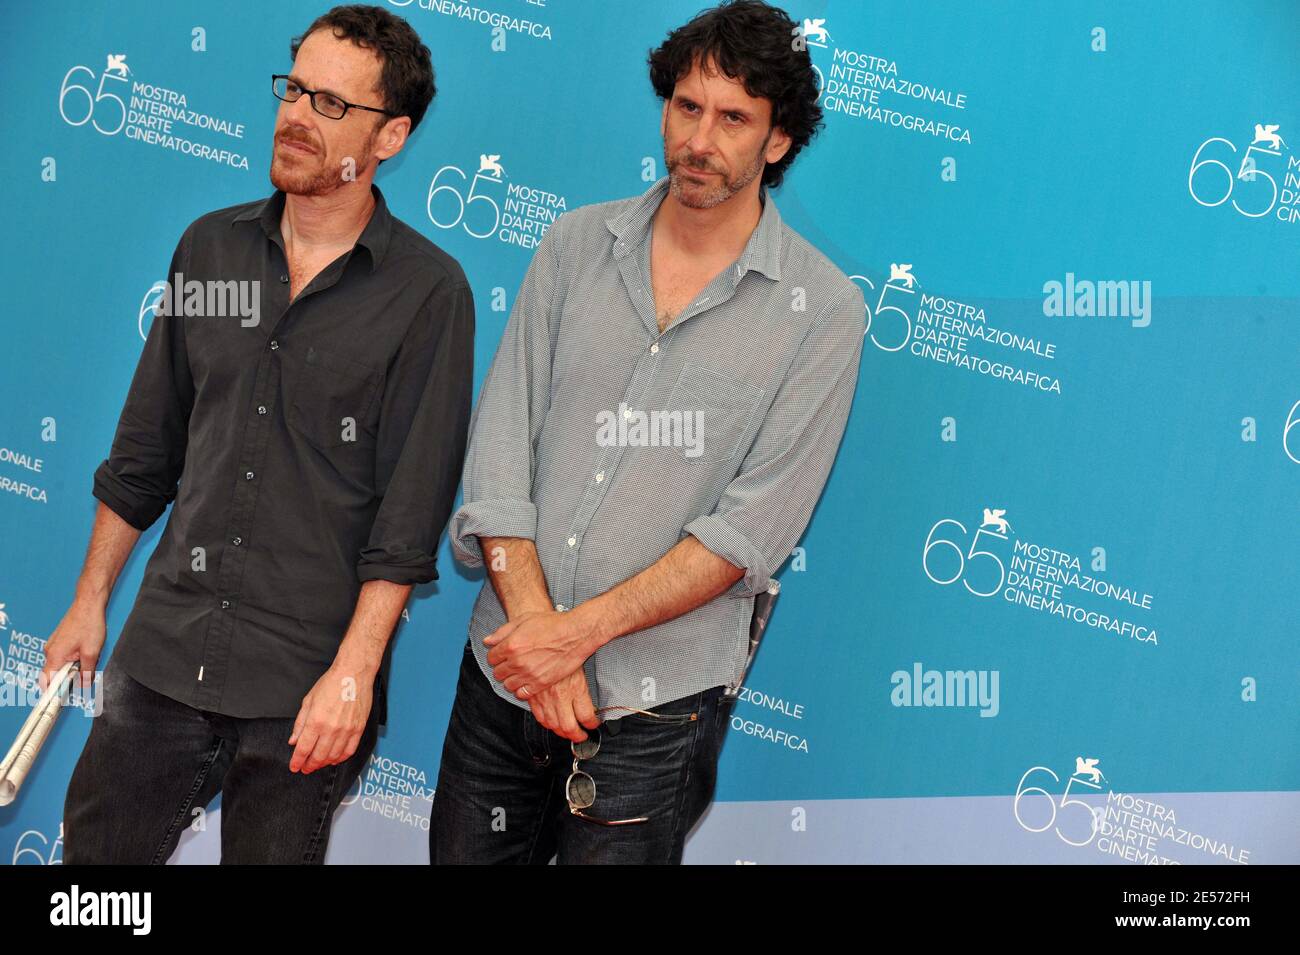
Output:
(666, 363), (765, 465)
(289, 345), (382, 449)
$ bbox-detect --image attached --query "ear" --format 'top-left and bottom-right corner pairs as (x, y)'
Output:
(373, 116), (411, 162)
(764, 125), (792, 166)
(660, 99), (669, 139)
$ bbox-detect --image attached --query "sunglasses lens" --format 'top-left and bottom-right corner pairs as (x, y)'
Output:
(572, 729), (600, 760)
(567, 772), (596, 809)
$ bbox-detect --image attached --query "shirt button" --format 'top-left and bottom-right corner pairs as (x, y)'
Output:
(257, 405), (267, 415)
(231, 537), (242, 546)
(595, 472), (604, 483)
(567, 536), (577, 547)
(221, 600), (231, 609)
(650, 343), (659, 354)
(555, 603), (566, 612)
(623, 407), (633, 420)
(280, 274), (288, 283)
(269, 340), (279, 350)
(245, 471), (255, 480)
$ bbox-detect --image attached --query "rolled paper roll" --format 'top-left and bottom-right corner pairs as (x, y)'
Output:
(0, 661), (79, 806)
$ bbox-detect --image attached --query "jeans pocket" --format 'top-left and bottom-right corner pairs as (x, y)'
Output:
(621, 691), (705, 727)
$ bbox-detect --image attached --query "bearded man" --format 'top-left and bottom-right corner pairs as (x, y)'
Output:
(431, 0), (865, 864)
(50, 4), (473, 864)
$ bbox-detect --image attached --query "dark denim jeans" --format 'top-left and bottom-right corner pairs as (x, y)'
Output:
(63, 655), (378, 864)
(430, 639), (736, 864)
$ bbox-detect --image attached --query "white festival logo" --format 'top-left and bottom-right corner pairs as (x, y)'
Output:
(980, 508), (1012, 536)
(0, 602), (8, 628)
(1251, 123), (1286, 150)
(888, 262), (915, 289)
(800, 18), (831, 46)
(853, 259), (1064, 394)
(1075, 756), (1107, 785)
(1189, 121), (1298, 222)
(58, 52), (250, 169)
(428, 150), (566, 248)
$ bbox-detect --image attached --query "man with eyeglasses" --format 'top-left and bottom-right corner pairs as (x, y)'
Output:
(48, 4), (473, 863)
(431, 0), (864, 864)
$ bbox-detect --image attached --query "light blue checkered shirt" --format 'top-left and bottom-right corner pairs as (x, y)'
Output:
(449, 176), (864, 717)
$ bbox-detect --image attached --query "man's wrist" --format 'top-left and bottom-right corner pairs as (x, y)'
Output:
(73, 580), (111, 611)
(332, 639), (384, 679)
(507, 598), (557, 620)
(567, 598), (613, 656)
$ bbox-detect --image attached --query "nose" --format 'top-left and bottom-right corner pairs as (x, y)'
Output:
(684, 118), (718, 161)
(282, 91), (318, 127)
(685, 105), (731, 156)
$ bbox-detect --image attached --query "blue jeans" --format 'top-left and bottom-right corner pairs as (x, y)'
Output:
(62, 655), (378, 864)
(430, 639), (736, 864)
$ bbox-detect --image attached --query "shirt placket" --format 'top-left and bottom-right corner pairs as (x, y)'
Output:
(191, 250), (342, 709)
(549, 237), (739, 614)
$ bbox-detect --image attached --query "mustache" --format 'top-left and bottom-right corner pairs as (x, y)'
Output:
(672, 153), (720, 174)
(276, 128), (318, 152)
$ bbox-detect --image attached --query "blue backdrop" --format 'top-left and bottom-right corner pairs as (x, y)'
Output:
(2, 0), (1297, 864)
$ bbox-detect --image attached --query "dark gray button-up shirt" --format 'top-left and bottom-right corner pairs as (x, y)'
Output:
(94, 185), (474, 724)
(450, 175), (864, 716)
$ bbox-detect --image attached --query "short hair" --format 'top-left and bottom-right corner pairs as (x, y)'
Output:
(291, 4), (435, 132)
(648, 0), (823, 188)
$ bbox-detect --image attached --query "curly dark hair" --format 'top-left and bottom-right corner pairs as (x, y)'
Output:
(648, 0), (823, 188)
(291, 4), (435, 132)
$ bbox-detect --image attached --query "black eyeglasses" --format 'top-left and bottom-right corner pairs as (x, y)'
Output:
(272, 74), (395, 121)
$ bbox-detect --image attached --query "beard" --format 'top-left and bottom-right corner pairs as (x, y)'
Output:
(665, 132), (770, 209)
(270, 125), (376, 196)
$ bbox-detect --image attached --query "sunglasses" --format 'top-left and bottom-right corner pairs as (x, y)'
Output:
(564, 704), (698, 826)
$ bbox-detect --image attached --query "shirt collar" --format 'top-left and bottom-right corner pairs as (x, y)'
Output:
(232, 183), (394, 272)
(605, 174), (783, 284)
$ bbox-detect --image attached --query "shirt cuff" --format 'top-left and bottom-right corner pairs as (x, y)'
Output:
(91, 460), (167, 532)
(449, 498), (539, 567)
(356, 546), (439, 586)
(683, 514), (772, 598)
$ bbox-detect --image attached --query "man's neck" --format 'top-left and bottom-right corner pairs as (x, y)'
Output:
(653, 178), (763, 260)
(280, 179), (376, 254)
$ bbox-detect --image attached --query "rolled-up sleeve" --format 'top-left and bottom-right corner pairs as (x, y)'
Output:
(92, 227), (196, 531)
(684, 281), (865, 597)
(448, 214), (563, 567)
(356, 278), (476, 585)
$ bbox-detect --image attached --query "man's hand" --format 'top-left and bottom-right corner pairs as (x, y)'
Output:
(41, 599), (107, 693)
(484, 607), (594, 700)
(528, 667), (601, 743)
(289, 665), (373, 774)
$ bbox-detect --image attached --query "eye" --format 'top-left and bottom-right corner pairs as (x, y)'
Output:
(285, 80), (302, 96)
(320, 93), (346, 113)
